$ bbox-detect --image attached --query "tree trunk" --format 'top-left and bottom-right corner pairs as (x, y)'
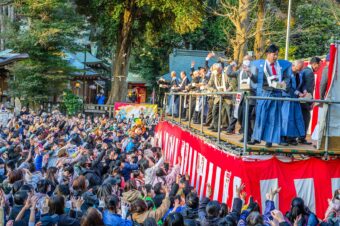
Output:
(232, 0), (250, 64)
(254, 0), (265, 59)
(107, 2), (136, 104)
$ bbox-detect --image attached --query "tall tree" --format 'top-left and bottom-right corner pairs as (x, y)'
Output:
(211, 0), (255, 63)
(253, 0), (265, 59)
(5, 0), (81, 106)
(75, 0), (203, 103)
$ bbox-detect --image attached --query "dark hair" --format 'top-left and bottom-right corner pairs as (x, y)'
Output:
(265, 44), (279, 53)
(145, 199), (155, 210)
(164, 212), (184, 226)
(155, 168), (165, 177)
(55, 184), (70, 197)
(105, 195), (119, 212)
(185, 192), (199, 209)
(81, 207), (104, 226)
(219, 203), (228, 217)
(14, 190), (28, 205)
(37, 179), (50, 194)
(63, 164), (74, 175)
(28, 162), (36, 173)
(143, 218), (158, 226)
(19, 184), (34, 194)
(46, 167), (58, 185)
(131, 198), (147, 213)
(5, 160), (16, 172)
(287, 197), (307, 223)
(310, 57), (321, 64)
(153, 182), (163, 195)
(48, 195), (65, 215)
(206, 201), (220, 217)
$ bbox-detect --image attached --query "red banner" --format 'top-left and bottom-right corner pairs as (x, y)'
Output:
(155, 121), (340, 219)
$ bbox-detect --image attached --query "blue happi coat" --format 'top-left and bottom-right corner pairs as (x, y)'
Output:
(251, 59), (291, 144)
(281, 71), (305, 137)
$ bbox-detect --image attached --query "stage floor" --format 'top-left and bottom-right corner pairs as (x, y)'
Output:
(167, 117), (340, 156)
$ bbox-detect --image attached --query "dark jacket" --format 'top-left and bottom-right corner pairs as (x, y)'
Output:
(9, 205), (30, 222)
(181, 206), (199, 221)
(299, 67), (315, 110)
(121, 162), (139, 181)
(320, 66), (329, 100)
(153, 193), (165, 208)
(300, 67), (315, 96)
(198, 197), (243, 226)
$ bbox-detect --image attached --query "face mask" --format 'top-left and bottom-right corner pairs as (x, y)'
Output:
(0, 168), (4, 176)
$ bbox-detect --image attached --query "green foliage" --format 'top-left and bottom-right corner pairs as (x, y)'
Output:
(131, 16), (231, 89)
(61, 90), (83, 116)
(289, 0), (340, 59)
(74, 0), (204, 92)
(5, 0), (82, 104)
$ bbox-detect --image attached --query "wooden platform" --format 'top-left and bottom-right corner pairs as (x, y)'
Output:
(166, 117), (340, 156)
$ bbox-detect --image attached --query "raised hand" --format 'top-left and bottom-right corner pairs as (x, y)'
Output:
(236, 183), (245, 197)
(293, 214), (302, 226)
(271, 210), (285, 223)
(206, 183), (212, 198)
(240, 191), (247, 201)
(267, 187), (281, 201)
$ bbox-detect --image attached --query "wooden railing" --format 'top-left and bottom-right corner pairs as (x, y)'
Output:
(83, 104), (115, 118)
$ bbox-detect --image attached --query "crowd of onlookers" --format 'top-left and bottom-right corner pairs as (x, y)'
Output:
(0, 107), (337, 226)
(161, 45), (330, 148)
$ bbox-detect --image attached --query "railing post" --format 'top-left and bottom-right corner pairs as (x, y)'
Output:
(171, 94), (174, 121)
(217, 95), (222, 143)
(243, 95), (249, 156)
(179, 94), (182, 124)
(188, 94), (192, 128)
(325, 104), (330, 157)
(201, 95), (204, 133)
(164, 93), (168, 120)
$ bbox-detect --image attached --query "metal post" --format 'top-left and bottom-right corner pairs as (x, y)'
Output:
(243, 96), (250, 155)
(217, 96), (222, 143)
(164, 93), (168, 120)
(179, 95), (182, 124)
(188, 94), (192, 128)
(201, 96), (204, 133)
(171, 94), (174, 121)
(325, 104), (330, 156)
(285, 0), (292, 60)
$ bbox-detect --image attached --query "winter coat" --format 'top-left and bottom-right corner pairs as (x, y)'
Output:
(199, 197), (243, 226)
(132, 196), (170, 224)
(102, 210), (133, 226)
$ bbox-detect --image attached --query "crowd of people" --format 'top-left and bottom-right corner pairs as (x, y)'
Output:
(0, 107), (337, 226)
(161, 44), (330, 147)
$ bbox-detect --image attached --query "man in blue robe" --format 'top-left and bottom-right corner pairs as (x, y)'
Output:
(248, 44), (291, 147)
(281, 60), (305, 145)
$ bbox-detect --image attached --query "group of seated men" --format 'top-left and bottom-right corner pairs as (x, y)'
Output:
(160, 44), (329, 148)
